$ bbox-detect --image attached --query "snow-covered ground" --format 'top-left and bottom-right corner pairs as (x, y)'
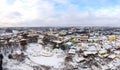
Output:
(2, 43), (65, 70)
(1, 43), (120, 70)
(26, 44), (65, 68)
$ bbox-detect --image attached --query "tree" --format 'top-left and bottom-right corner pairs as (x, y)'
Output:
(5, 28), (13, 33)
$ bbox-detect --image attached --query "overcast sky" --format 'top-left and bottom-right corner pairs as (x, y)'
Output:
(0, 0), (120, 27)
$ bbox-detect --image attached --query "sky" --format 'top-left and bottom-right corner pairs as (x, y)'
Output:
(0, 0), (120, 27)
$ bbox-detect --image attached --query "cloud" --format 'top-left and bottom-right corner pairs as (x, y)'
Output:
(0, 0), (120, 27)
(0, 0), (56, 26)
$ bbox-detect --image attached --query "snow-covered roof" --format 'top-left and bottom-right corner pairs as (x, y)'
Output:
(83, 51), (97, 55)
(66, 42), (72, 45)
(99, 49), (107, 54)
(53, 40), (62, 43)
(108, 54), (116, 59)
(68, 49), (76, 54)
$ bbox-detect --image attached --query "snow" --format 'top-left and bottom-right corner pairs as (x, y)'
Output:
(3, 55), (33, 70)
(13, 30), (19, 33)
(0, 33), (13, 36)
(99, 49), (107, 54)
(29, 55), (64, 68)
(103, 45), (112, 49)
(1, 36), (120, 70)
(26, 43), (65, 68)
(68, 49), (76, 54)
(114, 51), (120, 54)
(81, 43), (88, 47)
(108, 54), (116, 59)
(87, 46), (96, 51)
(74, 56), (85, 62)
(15, 50), (22, 54)
(66, 42), (72, 45)
(83, 46), (97, 55)
(83, 51), (97, 56)
(0, 43), (66, 69)
(21, 39), (27, 41)
(53, 40), (62, 43)
(70, 45), (76, 49)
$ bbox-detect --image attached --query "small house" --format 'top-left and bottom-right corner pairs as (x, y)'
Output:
(20, 39), (27, 46)
(108, 35), (116, 41)
(80, 36), (88, 42)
